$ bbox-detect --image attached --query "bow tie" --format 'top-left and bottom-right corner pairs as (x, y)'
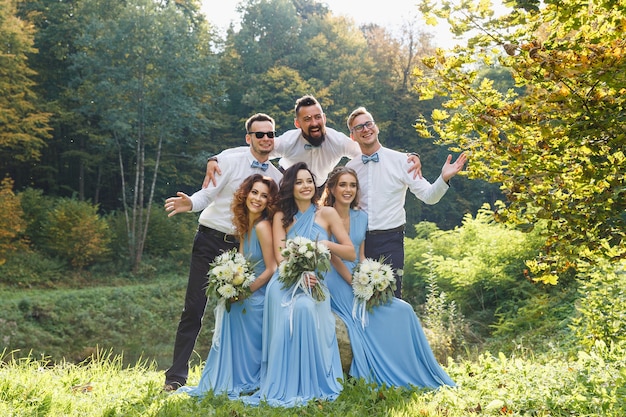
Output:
(251, 160), (269, 171)
(304, 143), (321, 150)
(361, 153), (380, 164)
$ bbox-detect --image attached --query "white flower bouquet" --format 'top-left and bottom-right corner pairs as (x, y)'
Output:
(352, 257), (396, 315)
(206, 248), (257, 312)
(278, 236), (331, 301)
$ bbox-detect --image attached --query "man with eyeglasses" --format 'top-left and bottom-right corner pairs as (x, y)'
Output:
(203, 95), (422, 194)
(346, 106), (467, 298)
(162, 113), (282, 392)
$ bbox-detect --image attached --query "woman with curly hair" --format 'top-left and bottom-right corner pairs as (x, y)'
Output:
(178, 174), (278, 399)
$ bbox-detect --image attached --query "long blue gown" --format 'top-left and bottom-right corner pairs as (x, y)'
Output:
(242, 205), (343, 407)
(325, 209), (456, 388)
(177, 227), (267, 398)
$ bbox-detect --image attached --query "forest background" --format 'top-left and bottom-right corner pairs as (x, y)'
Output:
(0, 0), (625, 415)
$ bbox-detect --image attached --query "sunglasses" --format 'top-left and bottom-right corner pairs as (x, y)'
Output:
(248, 131), (276, 139)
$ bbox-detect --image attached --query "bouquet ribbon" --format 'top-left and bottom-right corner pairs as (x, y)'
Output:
(352, 299), (369, 329)
(212, 299), (226, 348)
(281, 271), (320, 336)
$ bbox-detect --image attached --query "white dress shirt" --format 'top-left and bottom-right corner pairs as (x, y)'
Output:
(217, 127), (361, 187)
(346, 146), (449, 231)
(273, 127), (361, 186)
(190, 150), (282, 234)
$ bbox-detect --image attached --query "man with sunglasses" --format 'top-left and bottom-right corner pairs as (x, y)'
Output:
(203, 95), (422, 194)
(162, 113), (282, 392)
(346, 106), (467, 298)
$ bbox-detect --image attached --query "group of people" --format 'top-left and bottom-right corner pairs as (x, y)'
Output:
(162, 95), (466, 407)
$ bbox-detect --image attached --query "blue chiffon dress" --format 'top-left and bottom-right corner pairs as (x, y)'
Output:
(242, 205), (343, 407)
(177, 227), (267, 398)
(325, 209), (456, 389)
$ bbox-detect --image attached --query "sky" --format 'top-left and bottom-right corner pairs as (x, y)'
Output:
(200, 0), (461, 49)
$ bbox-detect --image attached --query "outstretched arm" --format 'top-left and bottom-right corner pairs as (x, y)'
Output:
(164, 192), (193, 217)
(441, 152), (467, 183)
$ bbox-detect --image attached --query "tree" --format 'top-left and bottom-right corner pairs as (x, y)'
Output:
(0, 177), (27, 265)
(68, 0), (222, 271)
(416, 0), (626, 283)
(0, 0), (51, 174)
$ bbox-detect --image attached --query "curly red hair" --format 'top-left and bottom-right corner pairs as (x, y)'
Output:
(231, 174), (279, 239)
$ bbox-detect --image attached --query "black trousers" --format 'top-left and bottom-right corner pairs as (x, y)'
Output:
(364, 227), (405, 299)
(164, 227), (237, 386)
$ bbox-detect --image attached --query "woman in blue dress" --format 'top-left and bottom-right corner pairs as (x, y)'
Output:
(177, 174), (278, 398)
(322, 166), (456, 389)
(242, 162), (355, 407)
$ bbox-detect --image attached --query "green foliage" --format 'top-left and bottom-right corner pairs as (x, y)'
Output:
(17, 187), (52, 249)
(41, 198), (111, 269)
(572, 258), (626, 349)
(416, 0), (626, 282)
(488, 283), (578, 354)
(0, 275), (193, 367)
(0, 0), (51, 170)
(405, 204), (545, 339)
(0, 177), (27, 264)
(64, 0), (224, 270)
(422, 270), (469, 362)
(0, 250), (66, 287)
(107, 205), (197, 266)
(2, 344), (625, 416)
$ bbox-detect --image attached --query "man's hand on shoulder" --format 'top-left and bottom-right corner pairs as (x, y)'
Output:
(406, 153), (422, 179)
(203, 157), (221, 188)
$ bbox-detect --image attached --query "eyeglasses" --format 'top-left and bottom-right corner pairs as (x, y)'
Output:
(248, 131), (276, 139)
(351, 120), (376, 133)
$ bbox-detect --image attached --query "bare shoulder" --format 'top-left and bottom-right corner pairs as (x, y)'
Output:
(317, 205), (337, 215)
(255, 218), (272, 233)
(273, 211), (285, 223)
(317, 205), (340, 221)
(255, 219), (273, 240)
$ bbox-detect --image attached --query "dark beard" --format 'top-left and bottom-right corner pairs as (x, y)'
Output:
(302, 131), (326, 147)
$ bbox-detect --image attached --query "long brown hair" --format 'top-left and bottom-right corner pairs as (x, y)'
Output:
(231, 174), (278, 239)
(277, 162), (318, 229)
(321, 166), (360, 209)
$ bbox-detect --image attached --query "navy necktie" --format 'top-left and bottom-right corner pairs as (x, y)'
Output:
(361, 152), (380, 164)
(251, 160), (269, 171)
(304, 143), (321, 150)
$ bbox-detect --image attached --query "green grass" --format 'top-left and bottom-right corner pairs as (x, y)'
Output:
(1, 262), (625, 416)
(1, 343), (625, 417)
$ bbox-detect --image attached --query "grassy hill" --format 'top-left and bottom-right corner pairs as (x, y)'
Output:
(1, 273), (625, 416)
(1, 344), (624, 416)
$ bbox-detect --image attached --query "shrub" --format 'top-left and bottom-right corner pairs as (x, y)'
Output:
(421, 266), (470, 362)
(0, 250), (66, 287)
(41, 198), (111, 269)
(144, 204), (196, 262)
(404, 203), (549, 343)
(107, 205), (196, 266)
(572, 258), (626, 349)
(17, 187), (53, 250)
(0, 177), (27, 264)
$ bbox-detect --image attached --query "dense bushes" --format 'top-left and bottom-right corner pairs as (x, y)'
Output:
(1, 189), (197, 285)
(572, 258), (626, 349)
(0, 177), (27, 265)
(403, 203), (580, 353)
